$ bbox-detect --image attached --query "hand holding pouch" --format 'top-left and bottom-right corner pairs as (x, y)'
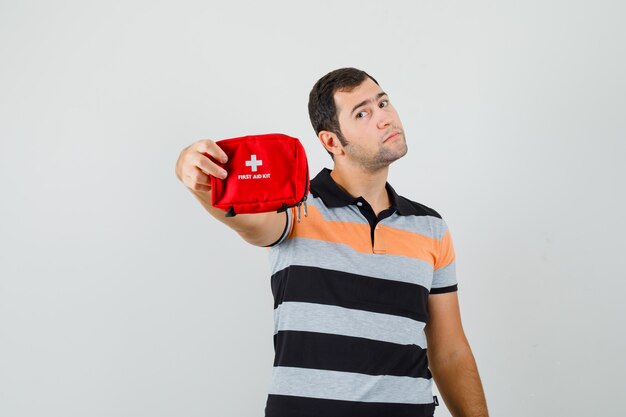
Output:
(210, 133), (309, 220)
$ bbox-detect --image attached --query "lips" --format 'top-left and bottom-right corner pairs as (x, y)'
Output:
(384, 131), (400, 142)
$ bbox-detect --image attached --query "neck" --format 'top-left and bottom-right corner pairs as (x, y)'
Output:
(330, 162), (391, 216)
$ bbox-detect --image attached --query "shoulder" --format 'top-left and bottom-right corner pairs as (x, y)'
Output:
(397, 195), (443, 218)
(392, 192), (451, 239)
(386, 181), (443, 220)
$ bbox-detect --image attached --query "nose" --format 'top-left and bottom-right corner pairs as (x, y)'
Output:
(376, 109), (393, 130)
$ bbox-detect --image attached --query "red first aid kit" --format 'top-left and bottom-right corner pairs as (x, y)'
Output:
(210, 133), (309, 219)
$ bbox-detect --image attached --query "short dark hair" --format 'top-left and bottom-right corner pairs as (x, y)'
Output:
(308, 67), (379, 158)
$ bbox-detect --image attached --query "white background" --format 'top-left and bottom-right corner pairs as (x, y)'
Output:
(1, 1), (624, 416)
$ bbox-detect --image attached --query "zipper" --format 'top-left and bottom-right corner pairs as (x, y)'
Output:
(296, 160), (310, 223)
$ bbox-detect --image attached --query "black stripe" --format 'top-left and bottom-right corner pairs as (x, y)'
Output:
(265, 394), (436, 417)
(430, 284), (458, 294)
(273, 330), (431, 379)
(271, 265), (429, 322)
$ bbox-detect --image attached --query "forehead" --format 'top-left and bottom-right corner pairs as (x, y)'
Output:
(334, 78), (384, 117)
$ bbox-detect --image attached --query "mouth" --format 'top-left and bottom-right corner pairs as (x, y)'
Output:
(383, 131), (401, 142)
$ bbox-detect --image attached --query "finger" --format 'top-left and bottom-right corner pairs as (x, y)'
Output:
(182, 168), (212, 190)
(195, 139), (229, 164)
(191, 183), (211, 193)
(192, 167), (212, 185)
(194, 154), (228, 179)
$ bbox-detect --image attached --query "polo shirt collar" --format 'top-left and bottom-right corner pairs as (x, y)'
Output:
(309, 168), (415, 216)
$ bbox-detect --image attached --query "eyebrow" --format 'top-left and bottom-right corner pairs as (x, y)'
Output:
(350, 92), (388, 116)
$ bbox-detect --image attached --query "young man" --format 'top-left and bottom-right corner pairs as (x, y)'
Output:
(175, 68), (489, 417)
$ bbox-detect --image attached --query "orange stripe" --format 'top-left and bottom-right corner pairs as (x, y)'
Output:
(434, 228), (456, 270)
(291, 205), (454, 268)
(375, 224), (438, 265)
(291, 205), (371, 253)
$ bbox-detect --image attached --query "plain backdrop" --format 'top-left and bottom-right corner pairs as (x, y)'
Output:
(1, 1), (625, 416)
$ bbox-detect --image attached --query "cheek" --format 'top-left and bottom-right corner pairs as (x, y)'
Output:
(341, 122), (363, 138)
(391, 109), (402, 123)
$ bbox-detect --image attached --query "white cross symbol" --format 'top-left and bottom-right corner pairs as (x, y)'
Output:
(245, 154), (263, 172)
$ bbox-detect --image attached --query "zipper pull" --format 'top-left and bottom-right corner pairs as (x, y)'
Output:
(303, 196), (308, 217)
(297, 203), (302, 223)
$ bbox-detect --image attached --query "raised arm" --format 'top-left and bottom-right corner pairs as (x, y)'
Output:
(175, 139), (287, 247)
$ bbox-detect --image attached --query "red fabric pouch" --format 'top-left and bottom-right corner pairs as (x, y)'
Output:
(210, 133), (309, 218)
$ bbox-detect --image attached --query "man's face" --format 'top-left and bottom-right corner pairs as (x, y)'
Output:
(333, 77), (407, 171)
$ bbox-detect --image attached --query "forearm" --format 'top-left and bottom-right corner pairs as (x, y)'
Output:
(187, 188), (285, 246)
(429, 348), (489, 417)
(175, 147), (263, 233)
(175, 142), (285, 246)
(189, 188), (256, 230)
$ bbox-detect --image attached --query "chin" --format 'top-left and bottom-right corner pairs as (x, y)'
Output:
(395, 143), (408, 160)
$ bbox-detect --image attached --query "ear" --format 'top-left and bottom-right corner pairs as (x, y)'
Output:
(318, 131), (345, 157)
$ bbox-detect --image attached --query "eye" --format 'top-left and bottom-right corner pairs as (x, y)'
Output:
(379, 99), (389, 108)
(356, 111), (367, 119)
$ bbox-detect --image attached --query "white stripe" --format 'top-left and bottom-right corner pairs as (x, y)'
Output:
(269, 238), (434, 290)
(274, 301), (427, 348)
(268, 366), (433, 404)
(432, 260), (457, 288)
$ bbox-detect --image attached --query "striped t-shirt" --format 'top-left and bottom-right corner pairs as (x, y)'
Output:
(264, 168), (458, 417)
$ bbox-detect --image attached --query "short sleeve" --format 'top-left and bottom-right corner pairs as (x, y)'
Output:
(430, 219), (458, 294)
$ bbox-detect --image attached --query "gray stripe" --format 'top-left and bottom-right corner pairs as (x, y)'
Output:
(432, 260), (457, 288)
(268, 366), (434, 404)
(306, 195), (448, 239)
(269, 238), (434, 290)
(306, 194), (366, 224)
(379, 215), (449, 239)
(274, 301), (427, 347)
